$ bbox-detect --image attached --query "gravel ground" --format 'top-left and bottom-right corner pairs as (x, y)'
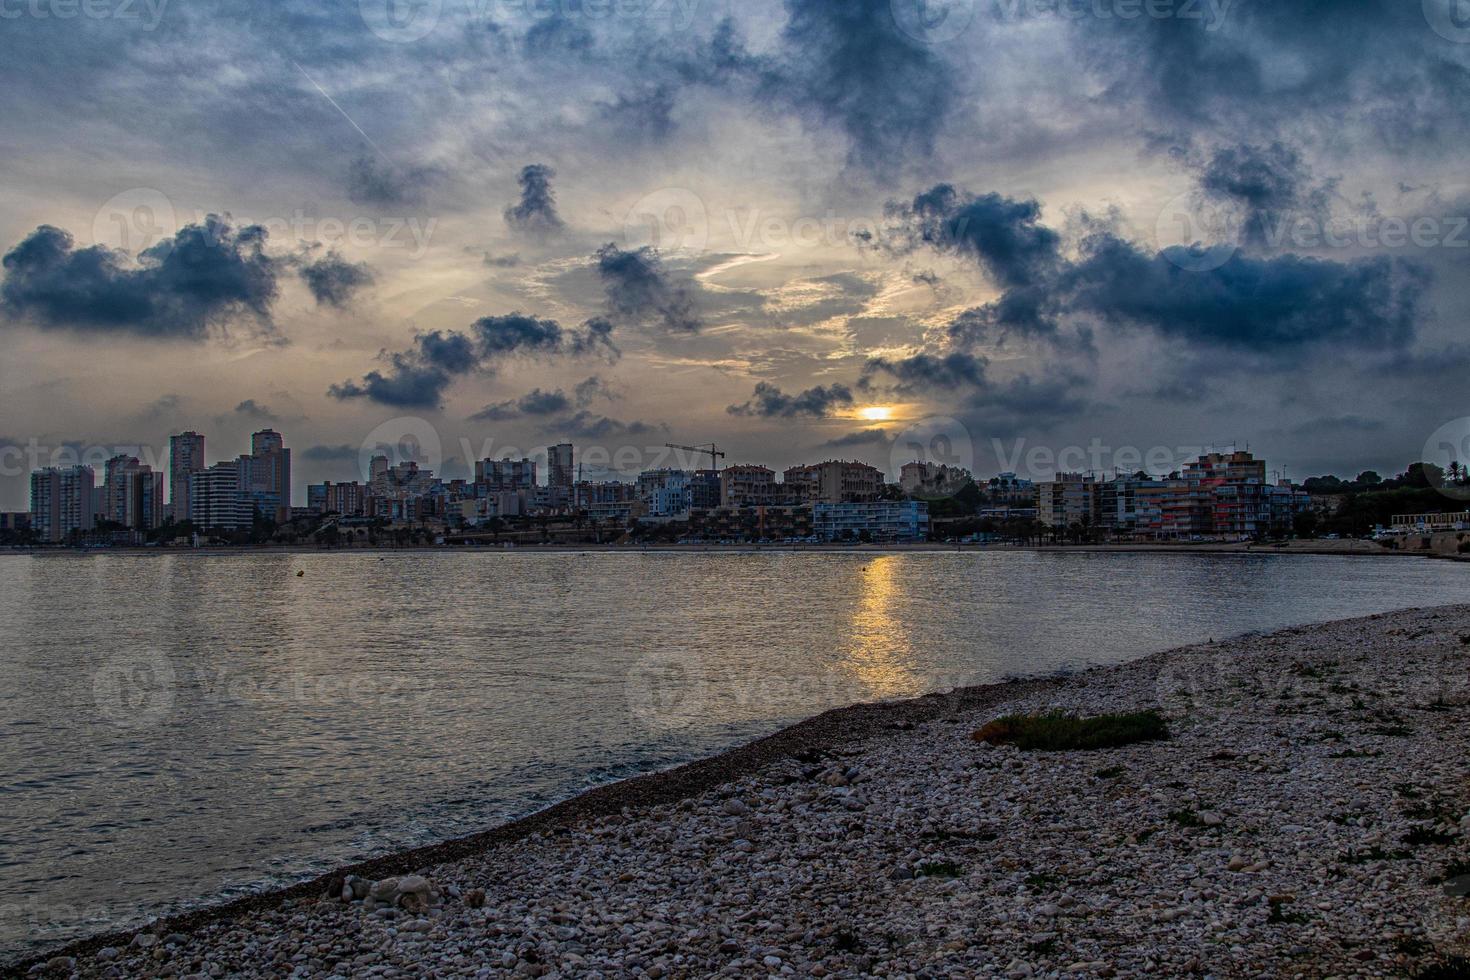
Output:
(18, 605), (1470, 979)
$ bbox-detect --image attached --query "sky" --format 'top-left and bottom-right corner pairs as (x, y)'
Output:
(2, 0), (1469, 507)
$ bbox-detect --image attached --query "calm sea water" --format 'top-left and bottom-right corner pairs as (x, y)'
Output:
(1, 550), (1466, 958)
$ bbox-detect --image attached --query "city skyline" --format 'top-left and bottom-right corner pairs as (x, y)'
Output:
(3, 3), (1468, 515)
(0, 415), (1432, 515)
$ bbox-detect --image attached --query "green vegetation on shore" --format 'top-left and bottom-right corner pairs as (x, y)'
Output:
(971, 710), (1170, 751)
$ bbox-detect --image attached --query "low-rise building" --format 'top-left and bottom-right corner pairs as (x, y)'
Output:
(1036, 473), (1097, 533)
(308, 481), (367, 517)
(687, 505), (813, 541)
(813, 500), (929, 542)
(784, 460), (883, 504)
(720, 464), (777, 507)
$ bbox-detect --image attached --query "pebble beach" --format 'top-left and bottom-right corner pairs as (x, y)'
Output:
(18, 604), (1470, 979)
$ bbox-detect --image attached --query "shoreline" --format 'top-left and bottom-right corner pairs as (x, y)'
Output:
(6, 541), (1458, 560)
(13, 605), (1470, 976)
(9, 672), (1066, 973)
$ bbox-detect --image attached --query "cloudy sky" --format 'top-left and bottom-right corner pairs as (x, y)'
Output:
(2, 0), (1468, 507)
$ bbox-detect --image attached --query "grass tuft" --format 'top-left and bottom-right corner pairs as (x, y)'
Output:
(1413, 955), (1470, 980)
(914, 860), (962, 879)
(972, 710), (1169, 751)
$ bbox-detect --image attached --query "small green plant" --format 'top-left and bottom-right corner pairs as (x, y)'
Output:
(1395, 936), (1432, 957)
(1372, 724), (1414, 737)
(972, 710), (1169, 751)
(1413, 955), (1470, 979)
(1267, 897), (1309, 925)
(1095, 765), (1126, 779)
(915, 860), (962, 879)
(1328, 748), (1382, 759)
(1405, 827), (1457, 848)
(1341, 846), (1412, 864)
(833, 930), (862, 953)
(1024, 871), (1064, 890)
(1168, 809), (1206, 828)
(1431, 858), (1470, 884)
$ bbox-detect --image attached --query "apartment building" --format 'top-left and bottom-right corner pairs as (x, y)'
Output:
(30, 466), (96, 543)
(783, 460), (883, 504)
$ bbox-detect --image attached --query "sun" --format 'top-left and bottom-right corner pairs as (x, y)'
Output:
(859, 406), (894, 422)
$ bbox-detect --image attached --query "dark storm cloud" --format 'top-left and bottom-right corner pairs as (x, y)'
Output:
(595, 244), (701, 333)
(299, 251), (375, 308)
(234, 399), (279, 422)
(1061, 234), (1426, 353)
(302, 444), (360, 462)
(1083, 1), (1470, 153)
(553, 412), (664, 440)
(471, 387), (574, 422)
(1, 217), (277, 339)
(771, 0), (956, 173)
(860, 352), (990, 393)
(881, 185), (1428, 358)
(727, 381), (855, 418)
(876, 186), (1062, 289)
(823, 428), (890, 449)
(330, 314), (619, 410)
(860, 349), (1086, 432)
(347, 155), (435, 208)
(503, 164), (565, 237)
(1195, 142), (1335, 249)
(1288, 415), (1387, 436)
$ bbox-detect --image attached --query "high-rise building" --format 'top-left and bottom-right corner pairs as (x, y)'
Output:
(169, 431), (205, 522)
(548, 443), (574, 492)
(476, 457), (537, 491)
(244, 429), (291, 522)
(126, 468), (166, 531)
(103, 455), (142, 524)
(30, 466), (96, 543)
(189, 462), (250, 531)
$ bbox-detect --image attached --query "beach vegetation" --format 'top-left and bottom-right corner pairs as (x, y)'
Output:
(972, 710), (1169, 751)
(1405, 826), (1457, 848)
(1411, 955), (1470, 979)
(914, 860), (963, 879)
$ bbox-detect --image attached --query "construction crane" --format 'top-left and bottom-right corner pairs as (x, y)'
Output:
(666, 443), (727, 471)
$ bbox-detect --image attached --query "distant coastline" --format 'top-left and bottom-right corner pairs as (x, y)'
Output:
(6, 539), (1463, 560)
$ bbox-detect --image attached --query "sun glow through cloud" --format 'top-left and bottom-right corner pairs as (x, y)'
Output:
(859, 406), (894, 422)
